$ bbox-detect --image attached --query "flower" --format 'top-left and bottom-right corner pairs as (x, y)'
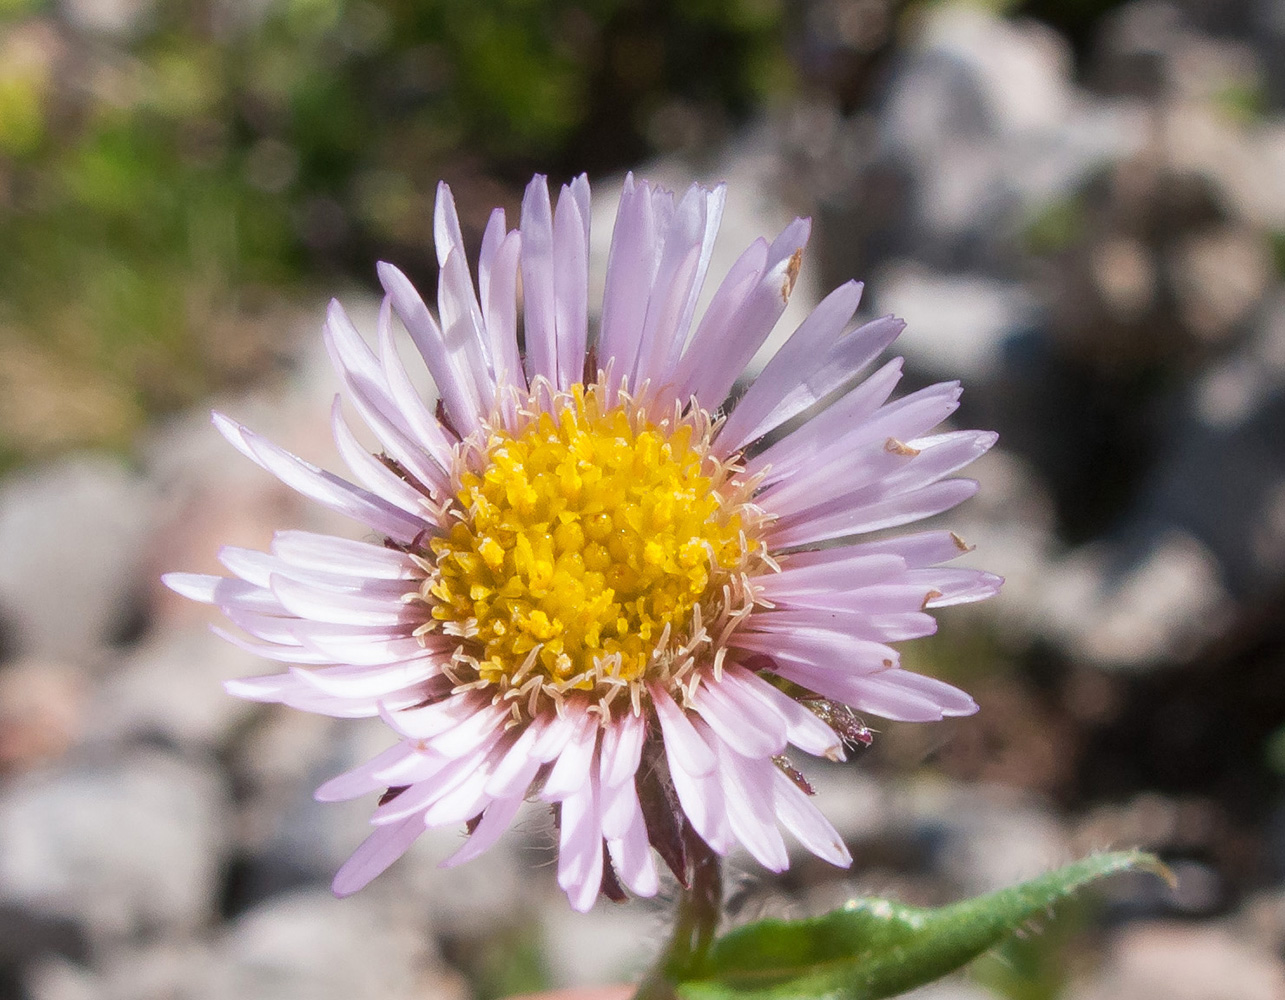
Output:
(165, 174), (1000, 912)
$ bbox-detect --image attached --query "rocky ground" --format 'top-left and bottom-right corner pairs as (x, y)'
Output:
(3, 2), (1285, 998)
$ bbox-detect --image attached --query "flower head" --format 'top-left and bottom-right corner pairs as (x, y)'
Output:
(166, 174), (1000, 911)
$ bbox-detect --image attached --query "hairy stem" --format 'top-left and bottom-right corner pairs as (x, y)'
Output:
(632, 828), (722, 1000)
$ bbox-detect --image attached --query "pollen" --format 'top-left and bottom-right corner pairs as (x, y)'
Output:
(425, 381), (762, 711)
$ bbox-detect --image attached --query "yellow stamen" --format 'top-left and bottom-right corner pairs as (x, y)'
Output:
(424, 381), (764, 713)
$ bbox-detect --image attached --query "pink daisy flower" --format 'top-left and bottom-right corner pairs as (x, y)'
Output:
(165, 174), (1000, 912)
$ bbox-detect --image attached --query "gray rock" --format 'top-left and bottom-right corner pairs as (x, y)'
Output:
(0, 747), (229, 944)
(87, 628), (264, 751)
(1068, 921), (1285, 1000)
(905, 782), (1070, 897)
(541, 896), (661, 989)
(198, 888), (462, 1000)
(25, 942), (217, 1000)
(0, 456), (157, 661)
(1037, 531), (1232, 671)
(878, 5), (1144, 260)
(873, 265), (1036, 381)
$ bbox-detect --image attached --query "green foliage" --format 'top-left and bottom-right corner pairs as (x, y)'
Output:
(674, 851), (1166, 1000)
(0, 0), (787, 461)
(1023, 195), (1087, 256)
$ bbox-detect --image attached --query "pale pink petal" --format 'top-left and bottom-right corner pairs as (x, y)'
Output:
(692, 673), (787, 759)
(161, 573), (281, 614)
(769, 661), (953, 722)
(631, 182), (725, 393)
(734, 630), (899, 674)
(606, 797), (660, 897)
(325, 302), (456, 495)
(481, 231), (524, 391)
(270, 530), (419, 580)
(721, 664), (844, 761)
(441, 793), (526, 868)
(437, 247), (495, 416)
(211, 413), (428, 544)
(712, 739), (789, 871)
(664, 720), (734, 855)
(315, 741), (417, 802)
(332, 814), (424, 896)
(485, 715), (553, 797)
(910, 567), (1005, 606)
(676, 219), (814, 407)
(842, 529), (975, 568)
(598, 772), (642, 840)
(380, 693), (488, 740)
(554, 177), (590, 388)
(520, 175), (558, 385)
(659, 184), (726, 378)
(289, 659), (440, 699)
(211, 627), (333, 664)
(330, 399), (432, 516)
(768, 479), (981, 549)
(598, 709), (646, 788)
(725, 309), (904, 457)
(373, 298), (458, 484)
(219, 547), (413, 599)
(748, 358), (905, 485)
(650, 684), (715, 775)
(717, 281), (869, 452)
(598, 175), (655, 385)
(424, 701), (509, 759)
(558, 777), (604, 913)
(378, 261), (483, 436)
(540, 706), (599, 801)
(269, 574), (417, 627)
(758, 553), (907, 599)
(771, 767), (851, 866)
(296, 633), (440, 667)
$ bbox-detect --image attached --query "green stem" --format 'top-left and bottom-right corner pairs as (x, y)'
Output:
(632, 829), (722, 1000)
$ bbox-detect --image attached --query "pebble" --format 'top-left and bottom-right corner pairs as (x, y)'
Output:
(0, 747), (229, 945)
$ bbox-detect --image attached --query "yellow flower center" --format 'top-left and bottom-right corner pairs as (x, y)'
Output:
(423, 382), (763, 717)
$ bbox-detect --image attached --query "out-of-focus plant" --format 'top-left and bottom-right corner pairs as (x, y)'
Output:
(0, 0), (789, 465)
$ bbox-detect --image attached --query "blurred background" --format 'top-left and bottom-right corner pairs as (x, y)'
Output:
(1, 0), (1285, 997)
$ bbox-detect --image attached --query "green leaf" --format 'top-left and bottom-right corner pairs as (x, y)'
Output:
(677, 850), (1169, 1000)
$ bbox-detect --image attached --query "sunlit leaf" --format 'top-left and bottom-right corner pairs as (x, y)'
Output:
(677, 851), (1169, 1000)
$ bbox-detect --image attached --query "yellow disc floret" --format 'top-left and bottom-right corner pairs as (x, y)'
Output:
(424, 382), (760, 714)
